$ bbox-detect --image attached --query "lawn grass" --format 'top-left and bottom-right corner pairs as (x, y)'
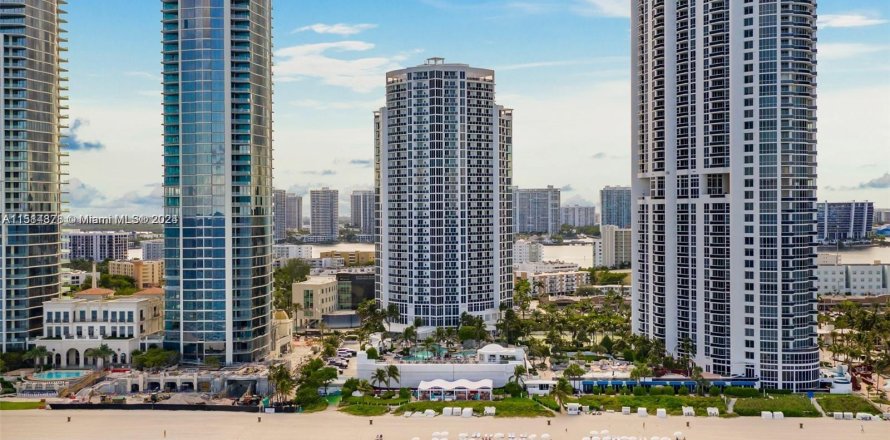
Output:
(733, 395), (820, 417)
(0, 401), (42, 410)
(299, 400), (329, 413)
(339, 404), (390, 416)
(576, 395), (727, 416)
(815, 394), (881, 415)
(394, 398), (554, 418)
(341, 395), (409, 406)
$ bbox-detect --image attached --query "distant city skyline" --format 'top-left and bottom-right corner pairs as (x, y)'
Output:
(61, 0), (890, 217)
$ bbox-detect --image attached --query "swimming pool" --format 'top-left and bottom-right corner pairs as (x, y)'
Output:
(32, 370), (88, 381)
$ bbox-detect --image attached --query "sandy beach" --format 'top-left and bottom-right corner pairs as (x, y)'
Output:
(2, 409), (888, 440)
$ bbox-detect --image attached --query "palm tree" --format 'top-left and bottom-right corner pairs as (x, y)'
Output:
(509, 364), (527, 387)
(563, 363), (586, 392)
(386, 365), (401, 388)
(403, 326), (417, 349)
(553, 377), (574, 412)
(84, 344), (115, 369)
(371, 368), (389, 391)
(23, 346), (50, 372)
(629, 361), (653, 382)
(268, 364), (295, 404)
(357, 379), (375, 396)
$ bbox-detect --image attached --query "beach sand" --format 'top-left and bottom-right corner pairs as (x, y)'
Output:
(2, 409), (889, 440)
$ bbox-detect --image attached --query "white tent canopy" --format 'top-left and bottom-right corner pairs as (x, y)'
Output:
(418, 379), (494, 391)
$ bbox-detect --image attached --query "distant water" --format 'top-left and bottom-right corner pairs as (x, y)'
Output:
(127, 241), (889, 266)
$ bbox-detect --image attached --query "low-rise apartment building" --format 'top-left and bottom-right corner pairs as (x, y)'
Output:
(816, 263), (889, 296)
(514, 261), (589, 296)
(272, 244), (313, 260)
(292, 276), (338, 328)
(319, 250), (374, 266)
(108, 259), (164, 289)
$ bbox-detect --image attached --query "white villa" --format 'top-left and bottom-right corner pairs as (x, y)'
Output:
(34, 288), (163, 368)
(357, 344), (526, 389)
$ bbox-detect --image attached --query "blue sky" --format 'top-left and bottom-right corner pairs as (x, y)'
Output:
(66, 0), (890, 216)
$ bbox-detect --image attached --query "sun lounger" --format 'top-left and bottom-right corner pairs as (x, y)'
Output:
(682, 406), (695, 417)
(637, 407), (648, 417)
(706, 407), (719, 417)
(773, 411), (784, 420)
(761, 411), (772, 419)
(403, 411), (413, 417)
(484, 406), (496, 416)
(657, 408), (667, 418)
(843, 412), (854, 420)
(622, 406), (631, 415)
(833, 412), (843, 420)
(424, 409), (437, 417)
(443, 407), (453, 416)
(856, 413), (872, 421)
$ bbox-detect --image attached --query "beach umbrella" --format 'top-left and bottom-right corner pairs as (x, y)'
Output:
(494, 434), (504, 439)
(541, 434), (551, 440)
(590, 431), (598, 435)
(673, 432), (683, 439)
(441, 432), (449, 437)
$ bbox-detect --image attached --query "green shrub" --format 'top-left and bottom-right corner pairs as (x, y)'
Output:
(708, 385), (720, 397)
(533, 395), (561, 411)
(651, 385), (674, 395)
(633, 386), (646, 396)
(620, 386), (630, 395)
(398, 388), (411, 399)
(365, 347), (379, 360)
(605, 387), (616, 395)
(724, 386), (759, 398)
(590, 386), (601, 395)
(380, 390), (395, 399)
(733, 395), (820, 417)
(677, 386), (689, 396)
(504, 381), (523, 398)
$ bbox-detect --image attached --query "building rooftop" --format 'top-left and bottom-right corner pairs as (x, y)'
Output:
(134, 287), (164, 296)
(73, 287), (115, 298)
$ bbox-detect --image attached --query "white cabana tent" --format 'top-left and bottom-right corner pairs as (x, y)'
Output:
(418, 379), (494, 401)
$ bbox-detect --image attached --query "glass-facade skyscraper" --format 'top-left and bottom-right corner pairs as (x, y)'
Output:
(161, 0), (273, 364)
(600, 185), (631, 228)
(0, 0), (66, 352)
(632, 0), (819, 390)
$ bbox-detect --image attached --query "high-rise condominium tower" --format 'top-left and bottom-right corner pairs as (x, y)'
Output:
(350, 190), (374, 235)
(272, 189), (286, 242)
(162, 0), (273, 364)
(513, 186), (560, 235)
(632, 0), (819, 390)
(376, 58), (513, 327)
(600, 185), (632, 228)
(0, 0), (66, 352)
(285, 193), (301, 230)
(310, 188), (338, 238)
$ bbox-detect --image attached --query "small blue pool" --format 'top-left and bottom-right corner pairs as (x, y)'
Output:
(32, 370), (88, 381)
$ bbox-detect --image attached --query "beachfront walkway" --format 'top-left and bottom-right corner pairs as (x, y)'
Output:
(2, 409), (889, 440)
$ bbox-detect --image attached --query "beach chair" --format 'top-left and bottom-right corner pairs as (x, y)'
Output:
(403, 411), (413, 417)
(843, 412), (854, 420)
(855, 413), (872, 421)
(443, 407), (452, 416)
(773, 412), (784, 420)
(462, 407), (473, 418)
(833, 412), (842, 420)
(637, 407), (648, 417)
(622, 406), (631, 415)
(656, 408), (667, 418)
(706, 407), (719, 417)
(424, 409), (437, 417)
(761, 411), (772, 419)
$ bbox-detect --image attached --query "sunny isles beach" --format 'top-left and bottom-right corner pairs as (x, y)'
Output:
(3, 409), (890, 440)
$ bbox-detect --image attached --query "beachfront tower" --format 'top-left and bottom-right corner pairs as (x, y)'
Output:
(0, 0), (67, 352)
(631, 0), (820, 390)
(375, 58), (514, 327)
(161, 0), (274, 364)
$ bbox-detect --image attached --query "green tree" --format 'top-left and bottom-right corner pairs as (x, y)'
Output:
(563, 363), (586, 391)
(23, 346), (50, 372)
(553, 377), (574, 412)
(272, 259), (310, 311)
(386, 365), (401, 388)
(371, 368), (389, 390)
(85, 344), (115, 369)
(268, 364), (296, 405)
(629, 361), (653, 382)
(509, 364), (527, 386)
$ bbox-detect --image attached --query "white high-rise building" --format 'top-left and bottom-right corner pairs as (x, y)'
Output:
(591, 238), (603, 268)
(376, 58), (513, 326)
(64, 231), (129, 262)
(632, 0), (819, 390)
(514, 239), (543, 265)
(286, 193), (302, 230)
(310, 188), (339, 239)
(560, 205), (597, 228)
(273, 189), (287, 242)
(601, 225), (631, 269)
(513, 186), (560, 235)
(601, 186), (632, 228)
(351, 190), (375, 235)
(141, 239), (165, 261)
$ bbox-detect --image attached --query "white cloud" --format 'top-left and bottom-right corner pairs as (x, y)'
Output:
(819, 43), (889, 61)
(818, 14), (887, 29)
(294, 23), (377, 36)
(274, 41), (416, 93)
(498, 59), (590, 71)
(576, 0), (630, 18)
